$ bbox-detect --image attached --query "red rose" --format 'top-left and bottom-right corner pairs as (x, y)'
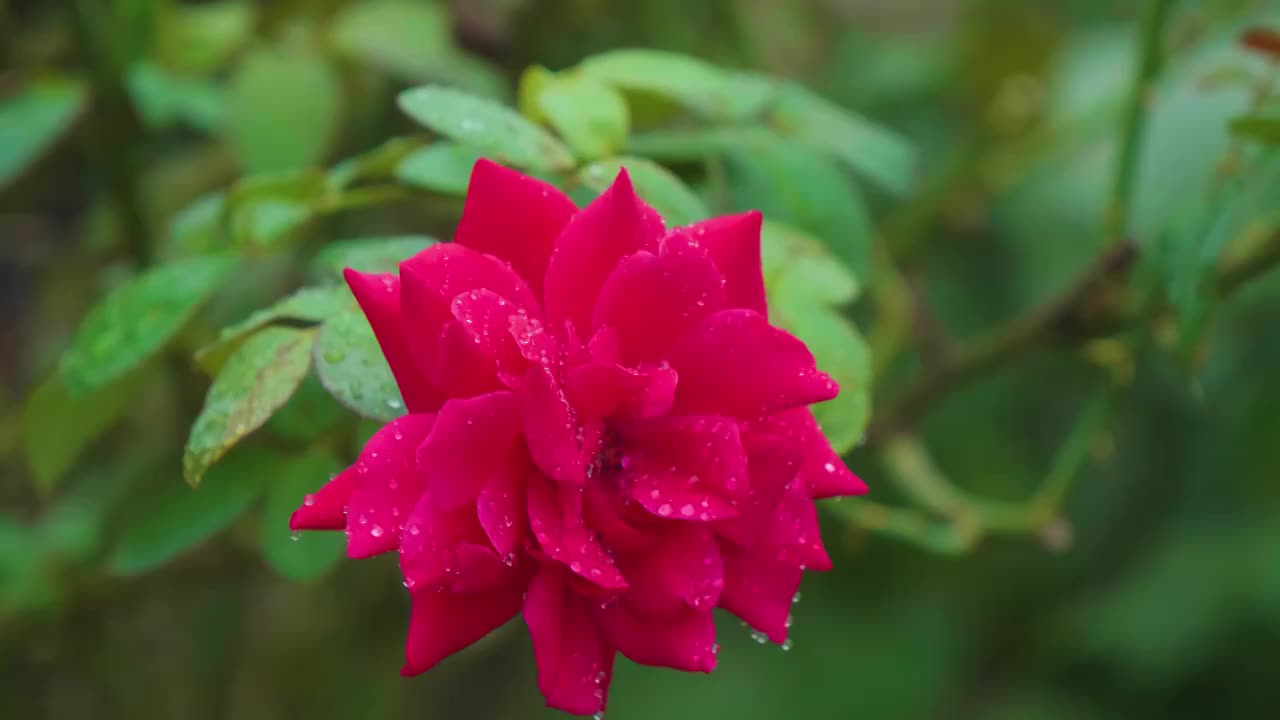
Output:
(291, 160), (867, 716)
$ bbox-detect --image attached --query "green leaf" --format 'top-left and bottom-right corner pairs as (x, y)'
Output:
(314, 298), (406, 422)
(154, 1), (255, 76)
(578, 157), (709, 227)
(226, 170), (329, 249)
(1228, 114), (1280, 145)
(528, 68), (630, 161)
(226, 46), (340, 173)
(311, 235), (435, 279)
(108, 447), (275, 576)
(770, 82), (915, 196)
(195, 286), (346, 373)
(260, 450), (345, 581)
(395, 142), (485, 195)
(266, 375), (347, 442)
(329, 137), (426, 190)
(763, 222), (870, 451)
(727, 134), (873, 276)
(126, 61), (225, 132)
(59, 254), (236, 395)
(23, 370), (145, 495)
(330, 0), (448, 78)
(0, 76), (87, 187)
(397, 85), (575, 172)
(578, 49), (774, 121)
(168, 192), (226, 256)
(184, 327), (316, 486)
(626, 127), (772, 162)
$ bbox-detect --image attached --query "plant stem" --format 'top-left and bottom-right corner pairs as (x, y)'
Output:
(1104, 0), (1175, 245)
(872, 242), (1136, 439)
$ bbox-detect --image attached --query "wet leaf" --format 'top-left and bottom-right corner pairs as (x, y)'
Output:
(397, 85), (575, 172)
(313, 298), (406, 422)
(184, 327), (316, 486)
(329, 137), (425, 190)
(59, 254), (236, 395)
(196, 286), (346, 373)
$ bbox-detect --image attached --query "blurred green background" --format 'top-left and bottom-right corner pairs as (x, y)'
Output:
(4, 0), (1280, 718)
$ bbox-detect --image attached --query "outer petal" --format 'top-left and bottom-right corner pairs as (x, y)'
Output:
(719, 544), (802, 644)
(590, 233), (726, 364)
(543, 169), (665, 334)
(290, 466), (357, 531)
(596, 603), (718, 673)
(524, 565), (616, 716)
(753, 408), (867, 498)
(402, 583), (525, 675)
(669, 309), (838, 420)
(344, 414), (437, 558)
(454, 159), (578, 296)
(617, 524), (723, 616)
(685, 210), (767, 315)
(716, 431), (801, 548)
(400, 244), (540, 384)
(343, 269), (441, 413)
(419, 392), (523, 510)
(522, 366), (586, 484)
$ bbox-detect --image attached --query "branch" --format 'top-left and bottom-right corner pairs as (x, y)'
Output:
(871, 242), (1136, 439)
(1104, 0), (1176, 245)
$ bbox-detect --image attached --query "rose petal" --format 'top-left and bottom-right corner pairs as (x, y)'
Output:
(524, 565), (616, 716)
(344, 414), (437, 558)
(591, 233), (726, 364)
(343, 269), (441, 413)
(400, 491), (488, 592)
(290, 465), (357, 531)
(620, 414), (749, 516)
(719, 543), (802, 644)
(527, 473), (628, 591)
(685, 210), (767, 315)
(544, 169), (665, 334)
(419, 392), (523, 510)
(596, 603), (718, 673)
(583, 484), (656, 553)
(617, 524), (723, 616)
(477, 463), (528, 559)
(454, 159), (577, 297)
(565, 361), (648, 419)
(669, 309), (838, 419)
(401, 583), (525, 675)
(751, 408), (866, 498)
(401, 244), (540, 382)
(522, 366), (586, 484)
(430, 319), (506, 398)
(715, 431), (802, 548)
(450, 288), (532, 387)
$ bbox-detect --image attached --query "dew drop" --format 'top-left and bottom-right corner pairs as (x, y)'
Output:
(370, 525), (384, 538)
(289, 531), (300, 542)
(657, 503), (673, 517)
